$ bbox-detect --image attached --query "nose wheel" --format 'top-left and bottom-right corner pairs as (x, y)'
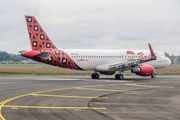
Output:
(115, 74), (124, 80)
(91, 73), (99, 79)
(151, 74), (156, 78)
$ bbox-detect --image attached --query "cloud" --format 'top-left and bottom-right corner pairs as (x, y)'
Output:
(0, 0), (179, 55)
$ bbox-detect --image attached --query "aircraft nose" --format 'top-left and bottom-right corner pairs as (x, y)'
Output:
(168, 58), (171, 65)
(21, 52), (24, 56)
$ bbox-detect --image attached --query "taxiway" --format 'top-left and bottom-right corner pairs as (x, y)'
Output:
(0, 76), (180, 120)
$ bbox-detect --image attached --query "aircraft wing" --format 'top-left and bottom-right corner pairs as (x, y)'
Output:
(96, 43), (157, 71)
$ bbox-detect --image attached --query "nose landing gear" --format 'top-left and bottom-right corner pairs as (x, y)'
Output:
(151, 74), (156, 78)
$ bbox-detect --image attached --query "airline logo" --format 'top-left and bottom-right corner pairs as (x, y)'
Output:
(77, 59), (88, 61)
(25, 16), (57, 50)
(126, 51), (136, 61)
(137, 52), (157, 60)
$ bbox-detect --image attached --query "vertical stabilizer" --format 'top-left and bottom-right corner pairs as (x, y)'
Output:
(25, 15), (57, 50)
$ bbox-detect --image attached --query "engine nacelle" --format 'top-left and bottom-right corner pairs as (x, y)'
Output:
(131, 65), (154, 76)
(99, 71), (116, 75)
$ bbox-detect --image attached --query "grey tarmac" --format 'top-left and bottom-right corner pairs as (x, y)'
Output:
(0, 76), (180, 120)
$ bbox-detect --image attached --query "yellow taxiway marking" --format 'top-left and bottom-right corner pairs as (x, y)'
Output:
(75, 87), (132, 92)
(31, 94), (108, 99)
(0, 83), (132, 120)
(35, 88), (74, 94)
(124, 84), (174, 88)
(0, 93), (31, 120)
(81, 83), (126, 88)
(3, 105), (107, 110)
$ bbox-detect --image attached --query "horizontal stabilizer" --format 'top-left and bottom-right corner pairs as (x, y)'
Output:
(35, 52), (51, 59)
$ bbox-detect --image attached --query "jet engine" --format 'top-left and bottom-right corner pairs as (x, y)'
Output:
(99, 71), (116, 75)
(131, 65), (154, 76)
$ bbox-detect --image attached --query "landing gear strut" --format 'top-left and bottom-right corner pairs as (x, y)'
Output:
(91, 73), (99, 79)
(151, 74), (156, 78)
(115, 74), (124, 80)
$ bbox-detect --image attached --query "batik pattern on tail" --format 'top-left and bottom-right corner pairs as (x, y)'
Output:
(25, 15), (57, 50)
(25, 15), (77, 70)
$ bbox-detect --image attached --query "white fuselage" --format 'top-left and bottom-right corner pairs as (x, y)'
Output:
(63, 49), (171, 71)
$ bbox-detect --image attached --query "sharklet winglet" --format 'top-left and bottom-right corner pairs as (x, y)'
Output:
(148, 43), (155, 57)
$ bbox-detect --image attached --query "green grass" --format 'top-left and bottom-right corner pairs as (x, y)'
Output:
(0, 64), (179, 76)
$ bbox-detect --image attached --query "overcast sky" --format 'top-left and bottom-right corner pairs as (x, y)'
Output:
(0, 0), (180, 55)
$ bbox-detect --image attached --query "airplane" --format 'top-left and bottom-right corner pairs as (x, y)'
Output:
(21, 15), (171, 80)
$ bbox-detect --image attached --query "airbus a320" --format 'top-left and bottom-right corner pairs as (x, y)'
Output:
(22, 16), (171, 80)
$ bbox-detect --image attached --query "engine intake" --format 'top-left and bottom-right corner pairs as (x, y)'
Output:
(131, 65), (154, 76)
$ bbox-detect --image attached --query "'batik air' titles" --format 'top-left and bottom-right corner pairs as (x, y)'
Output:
(126, 51), (156, 61)
(137, 52), (157, 60)
(25, 15), (80, 70)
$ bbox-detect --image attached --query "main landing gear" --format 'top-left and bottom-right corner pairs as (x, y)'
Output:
(91, 72), (156, 80)
(115, 70), (124, 80)
(91, 73), (99, 79)
(115, 74), (124, 80)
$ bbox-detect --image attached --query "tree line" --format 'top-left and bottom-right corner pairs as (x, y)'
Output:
(0, 50), (29, 62)
(165, 53), (180, 64)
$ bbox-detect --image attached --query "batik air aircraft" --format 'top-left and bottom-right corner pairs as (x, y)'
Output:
(22, 15), (171, 80)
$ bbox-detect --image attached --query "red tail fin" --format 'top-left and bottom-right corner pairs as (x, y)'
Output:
(25, 15), (57, 51)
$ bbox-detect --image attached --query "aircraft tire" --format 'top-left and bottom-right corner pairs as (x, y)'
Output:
(95, 74), (99, 79)
(91, 73), (99, 79)
(151, 74), (156, 78)
(115, 74), (124, 80)
(119, 74), (124, 80)
(115, 74), (120, 80)
(91, 73), (95, 79)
